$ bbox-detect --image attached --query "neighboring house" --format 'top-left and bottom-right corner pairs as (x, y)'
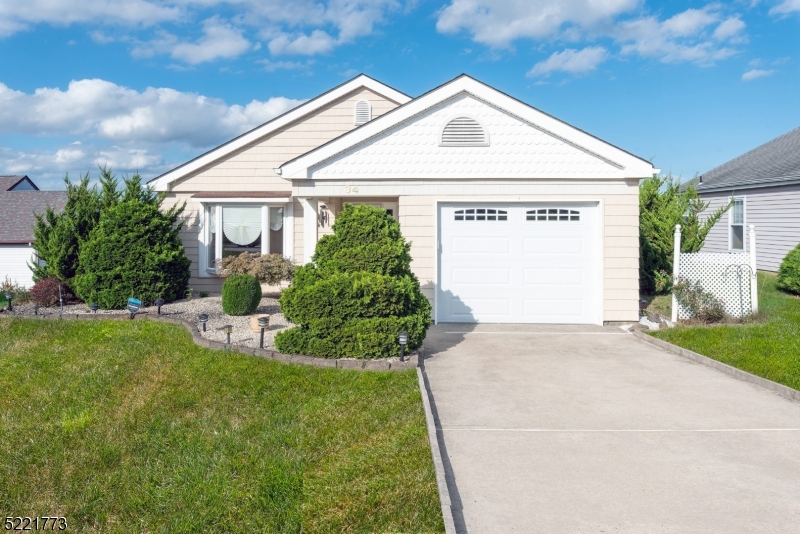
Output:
(0, 176), (67, 287)
(151, 74), (656, 325)
(694, 127), (800, 272)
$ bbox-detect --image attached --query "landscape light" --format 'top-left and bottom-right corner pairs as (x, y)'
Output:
(223, 324), (233, 345)
(198, 314), (209, 332)
(90, 302), (99, 314)
(4, 291), (12, 312)
(258, 316), (269, 349)
(398, 331), (408, 361)
(154, 297), (165, 315)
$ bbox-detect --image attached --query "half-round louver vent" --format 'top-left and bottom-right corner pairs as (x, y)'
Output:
(440, 116), (489, 147)
(354, 100), (371, 125)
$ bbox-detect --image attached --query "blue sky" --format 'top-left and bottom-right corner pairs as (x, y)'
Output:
(0, 0), (798, 189)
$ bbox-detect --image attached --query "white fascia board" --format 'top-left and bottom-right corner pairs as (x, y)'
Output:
(281, 76), (655, 180)
(150, 75), (411, 191)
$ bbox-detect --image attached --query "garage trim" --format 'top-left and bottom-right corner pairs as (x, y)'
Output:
(433, 198), (605, 325)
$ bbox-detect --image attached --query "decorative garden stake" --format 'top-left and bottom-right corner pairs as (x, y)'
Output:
(90, 302), (99, 314)
(127, 298), (141, 320)
(258, 316), (269, 349)
(223, 324), (233, 345)
(4, 291), (12, 312)
(57, 282), (63, 315)
(154, 297), (165, 315)
(198, 314), (209, 332)
(398, 331), (408, 361)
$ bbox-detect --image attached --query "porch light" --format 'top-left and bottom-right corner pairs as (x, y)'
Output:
(154, 297), (165, 315)
(127, 298), (141, 320)
(223, 324), (233, 345)
(4, 291), (12, 312)
(258, 316), (269, 349)
(90, 302), (99, 314)
(198, 314), (209, 332)
(398, 331), (408, 361)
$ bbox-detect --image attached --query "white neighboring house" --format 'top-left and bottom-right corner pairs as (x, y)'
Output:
(0, 176), (67, 288)
(151, 74), (657, 324)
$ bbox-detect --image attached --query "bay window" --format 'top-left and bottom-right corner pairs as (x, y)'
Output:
(203, 203), (286, 274)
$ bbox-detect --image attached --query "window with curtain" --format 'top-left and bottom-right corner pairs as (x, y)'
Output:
(205, 204), (285, 273)
(730, 198), (744, 250)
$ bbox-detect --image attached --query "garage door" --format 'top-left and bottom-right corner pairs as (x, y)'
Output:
(437, 203), (601, 324)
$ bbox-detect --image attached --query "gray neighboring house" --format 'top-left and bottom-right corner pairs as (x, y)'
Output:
(695, 127), (800, 272)
(0, 176), (67, 287)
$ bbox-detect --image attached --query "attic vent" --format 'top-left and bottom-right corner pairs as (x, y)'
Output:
(354, 100), (371, 125)
(440, 116), (488, 147)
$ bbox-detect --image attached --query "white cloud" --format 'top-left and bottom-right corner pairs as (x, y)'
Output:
(713, 16), (746, 41)
(436, 0), (639, 48)
(0, 0), (179, 37)
(268, 30), (337, 55)
(258, 59), (314, 72)
(131, 17), (252, 64)
(527, 46), (608, 77)
(742, 68), (775, 81)
(0, 78), (304, 147)
(770, 0), (800, 15)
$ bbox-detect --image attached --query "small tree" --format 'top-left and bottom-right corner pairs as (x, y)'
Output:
(640, 174), (730, 294)
(276, 204), (431, 359)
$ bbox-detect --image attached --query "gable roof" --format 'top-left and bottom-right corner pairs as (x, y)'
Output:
(0, 190), (67, 244)
(280, 74), (656, 180)
(0, 175), (38, 191)
(697, 126), (800, 193)
(149, 74), (411, 191)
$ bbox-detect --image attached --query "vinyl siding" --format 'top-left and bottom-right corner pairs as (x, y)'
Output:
(700, 184), (800, 272)
(0, 244), (36, 288)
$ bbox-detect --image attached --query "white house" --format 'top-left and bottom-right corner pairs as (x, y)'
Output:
(151, 74), (656, 324)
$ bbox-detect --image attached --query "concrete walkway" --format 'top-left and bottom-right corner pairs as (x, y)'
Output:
(422, 324), (800, 533)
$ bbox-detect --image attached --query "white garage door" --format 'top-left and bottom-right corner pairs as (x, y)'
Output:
(437, 203), (601, 324)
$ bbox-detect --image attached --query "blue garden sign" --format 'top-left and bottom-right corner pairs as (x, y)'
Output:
(127, 298), (141, 319)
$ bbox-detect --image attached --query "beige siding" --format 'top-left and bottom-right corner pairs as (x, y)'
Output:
(396, 180), (640, 323)
(700, 185), (800, 272)
(171, 88), (401, 193)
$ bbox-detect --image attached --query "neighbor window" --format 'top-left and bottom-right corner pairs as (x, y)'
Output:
(204, 204), (284, 273)
(730, 197), (745, 251)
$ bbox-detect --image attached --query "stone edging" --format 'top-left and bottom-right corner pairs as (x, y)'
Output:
(632, 329), (800, 403)
(416, 366), (457, 534)
(0, 312), (420, 372)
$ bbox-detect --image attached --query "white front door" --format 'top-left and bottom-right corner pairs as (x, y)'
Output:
(437, 203), (601, 324)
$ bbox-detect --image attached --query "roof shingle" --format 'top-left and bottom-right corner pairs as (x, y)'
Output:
(0, 191), (67, 243)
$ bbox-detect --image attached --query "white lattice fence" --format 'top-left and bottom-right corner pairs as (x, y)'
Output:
(671, 225), (758, 321)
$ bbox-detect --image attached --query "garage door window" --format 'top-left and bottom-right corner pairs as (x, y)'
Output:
(455, 208), (507, 221)
(526, 208), (580, 221)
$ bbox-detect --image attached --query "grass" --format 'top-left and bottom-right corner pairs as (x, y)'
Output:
(651, 272), (800, 391)
(0, 319), (443, 533)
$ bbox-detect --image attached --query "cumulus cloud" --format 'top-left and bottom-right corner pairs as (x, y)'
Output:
(268, 30), (337, 55)
(770, 0), (800, 15)
(132, 17), (252, 64)
(742, 68), (775, 81)
(713, 16), (746, 41)
(0, 78), (304, 147)
(527, 46), (608, 77)
(0, 0), (179, 37)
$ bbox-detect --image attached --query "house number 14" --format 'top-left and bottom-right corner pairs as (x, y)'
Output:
(344, 185), (359, 193)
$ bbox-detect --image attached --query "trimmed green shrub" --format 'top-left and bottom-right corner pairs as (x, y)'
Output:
(222, 274), (262, 316)
(72, 200), (190, 309)
(276, 204), (431, 359)
(777, 244), (800, 295)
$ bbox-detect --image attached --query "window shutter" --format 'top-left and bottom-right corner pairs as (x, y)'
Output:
(440, 117), (488, 146)
(354, 100), (371, 125)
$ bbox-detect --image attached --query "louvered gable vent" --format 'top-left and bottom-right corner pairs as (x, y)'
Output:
(354, 100), (371, 125)
(440, 116), (488, 147)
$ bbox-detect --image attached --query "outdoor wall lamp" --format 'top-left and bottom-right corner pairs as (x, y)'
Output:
(398, 331), (408, 361)
(90, 302), (99, 314)
(154, 297), (165, 315)
(198, 314), (209, 332)
(127, 298), (141, 320)
(4, 291), (12, 312)
(258, 316), (269, 349)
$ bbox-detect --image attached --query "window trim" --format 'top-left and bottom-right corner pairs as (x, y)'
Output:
(728, 196), (746, 251)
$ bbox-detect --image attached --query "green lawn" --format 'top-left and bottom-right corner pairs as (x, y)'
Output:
(0, 319), (443, 533)
(651, 272), (800, 391)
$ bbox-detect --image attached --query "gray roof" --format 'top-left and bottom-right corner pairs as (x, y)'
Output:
(697, 126), (800, 192)
(0, 175), (37, 191)
(0, 190), (67, 244)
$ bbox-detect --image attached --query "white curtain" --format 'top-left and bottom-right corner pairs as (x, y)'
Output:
(270, 207), (284, 231)
(223, 206), (261, 245)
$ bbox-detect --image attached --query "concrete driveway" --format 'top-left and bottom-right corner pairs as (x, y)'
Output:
(422, 324), (800, 533)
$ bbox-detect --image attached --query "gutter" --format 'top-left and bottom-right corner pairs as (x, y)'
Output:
(698, 176), (800, 194)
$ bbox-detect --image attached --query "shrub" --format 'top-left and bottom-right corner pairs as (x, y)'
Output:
(72, 200), (190, 309)
(199, 291), (209, 298)
(29, 277), (75, 307)
(217, 252), (295, 285)
(672, 277), (726, 323)
(776, 244), (800, 295)
(276, 204), (431, 359)
(0, 277), (30, 305)
(222, 274), (262, 316)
